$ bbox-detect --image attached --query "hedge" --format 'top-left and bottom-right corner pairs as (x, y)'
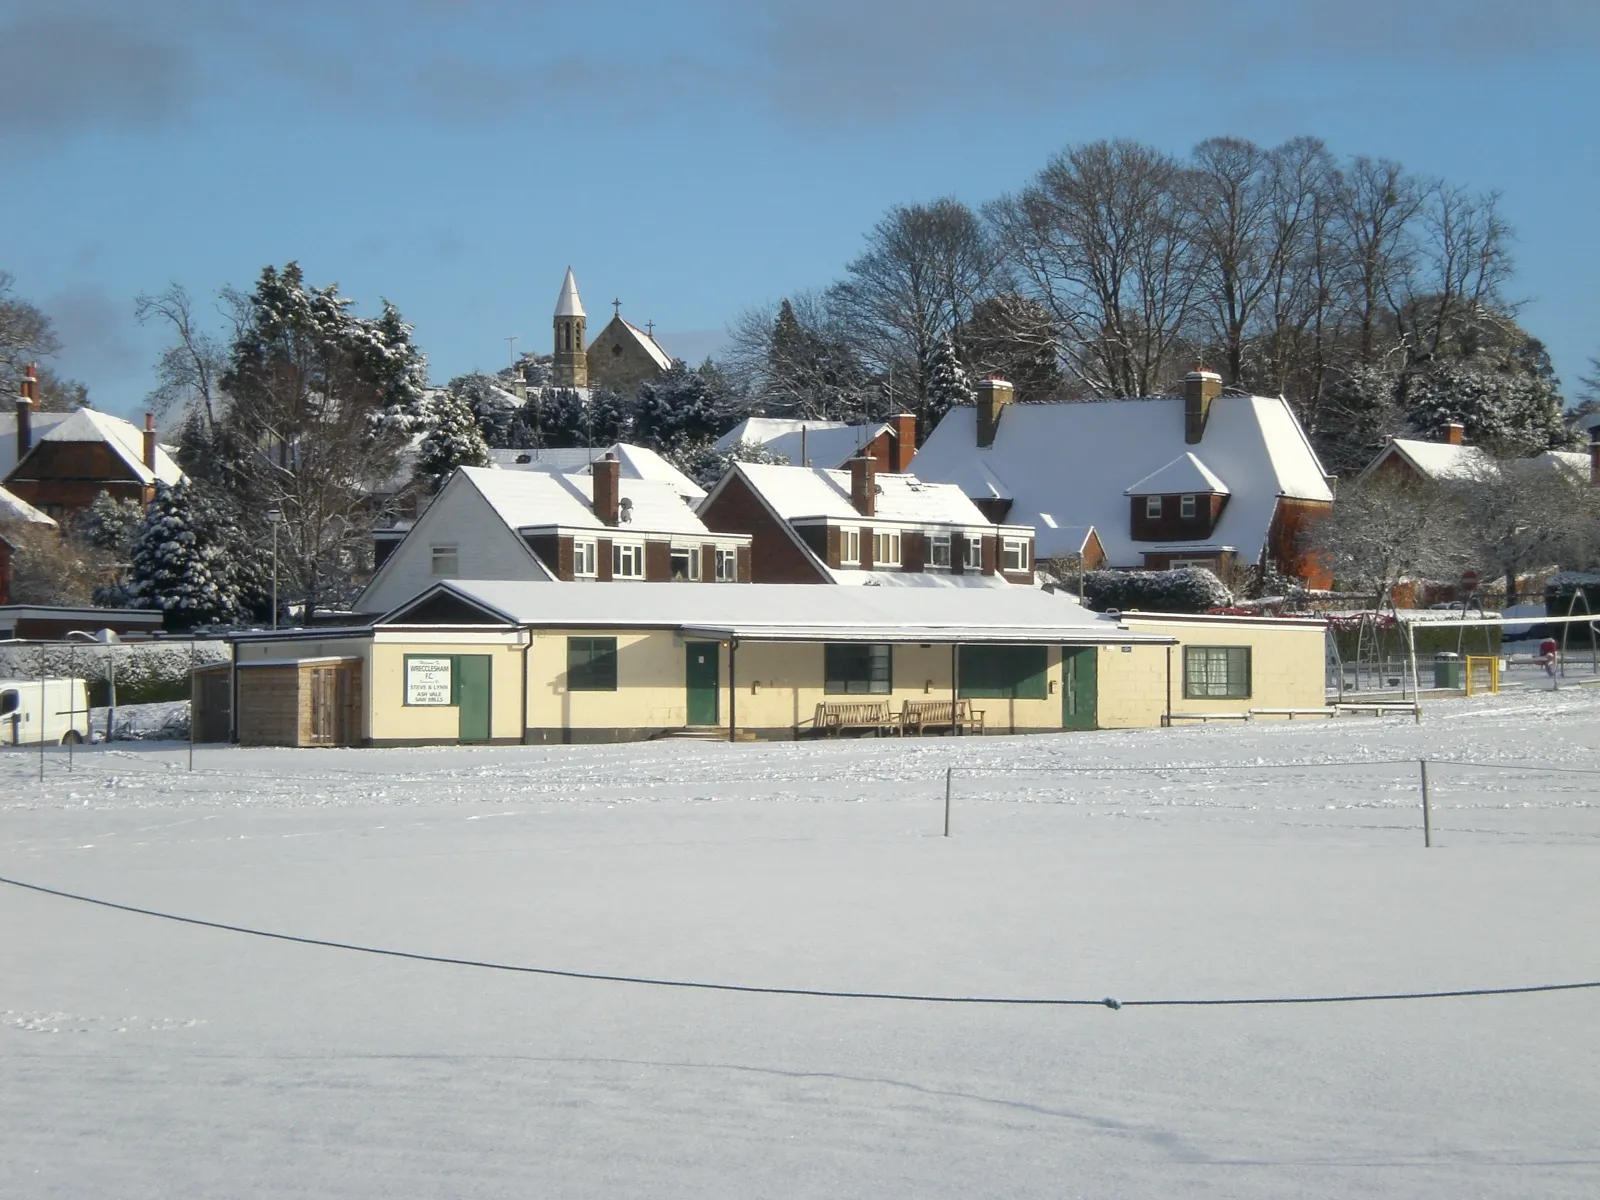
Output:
(1082, 568), (1233, 615)
(0, 640), (231, 706)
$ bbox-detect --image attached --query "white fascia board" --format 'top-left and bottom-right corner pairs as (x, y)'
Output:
(372, 627), (526, 645)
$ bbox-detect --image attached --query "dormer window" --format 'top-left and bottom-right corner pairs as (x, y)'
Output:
(1001, 538), (1028, 573)
(840, 529), (861, 565)
(872, 530), (901, 566)
(928, 533), (951, 569)
(1145, 495), (1162, 519)
(1180, 494), (1196, 519)
(964, 536), (983, 570)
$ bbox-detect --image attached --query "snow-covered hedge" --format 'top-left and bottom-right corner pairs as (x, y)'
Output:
(1082, 568), (1233, 615)
(0, 640), (230, 706)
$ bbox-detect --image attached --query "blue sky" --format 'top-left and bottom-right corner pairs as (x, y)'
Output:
(1, 0), (1596, 420)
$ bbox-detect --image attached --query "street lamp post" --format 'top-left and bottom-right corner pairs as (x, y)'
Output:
(267, 508), (282, 631)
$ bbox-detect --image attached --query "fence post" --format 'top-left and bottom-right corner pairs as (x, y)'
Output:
(1419, 758), (1432, 848)
(943, 767), (952, 838)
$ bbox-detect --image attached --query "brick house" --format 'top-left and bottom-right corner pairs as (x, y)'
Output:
(1358, 422), (1497, 486)
(714, 413), (917, 473)
(697, 455), (1036, 586)
(4, 368), (184, 522)
(910, 372), (1336, 587)
(357, 456), (751, 612)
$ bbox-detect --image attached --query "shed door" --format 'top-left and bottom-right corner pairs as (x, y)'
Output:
(308, 668), (341, 744)
(1062, 647), (1098, 731)
(453, 655), (493, 743)
(685, 642), (720, 726)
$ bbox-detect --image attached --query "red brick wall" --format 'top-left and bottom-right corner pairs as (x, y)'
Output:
(1267, 497), (1334, 588)
(699, 473), (828, 583)
(1129, 493), (1227, 541)
(6, 443), (151, 519)
(645, 541), (671, 582)
(524, 533), (566, 579)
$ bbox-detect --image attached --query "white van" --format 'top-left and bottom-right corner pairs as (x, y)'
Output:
(0, 678), (92, 746)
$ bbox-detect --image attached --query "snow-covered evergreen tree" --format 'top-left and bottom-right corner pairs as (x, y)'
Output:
(123, 482), (268, 628)
(1404, 353), (1569, 455)
(77, 492), (145, 557)
(587, 387), (634, 445)
(922, 334), (974, 432)
(670, 438), (790, 490)
(631, 362), (727, 451)
(414, 387), (490, 492)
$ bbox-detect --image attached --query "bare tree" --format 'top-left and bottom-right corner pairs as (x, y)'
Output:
(828, 198), (1002, 414)
(135, 283), (231, 430)
(723, 292), (870, 421)
(1332, 157), (1426, 369)
(1452, 460), (1600, 598)
(0, 269), (62, 393)
(1301, 472), (1466, 607)
(988, 140), (1200, 398)
(0, 520), (118, 606)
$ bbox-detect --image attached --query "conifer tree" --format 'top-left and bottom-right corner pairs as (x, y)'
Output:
(922, 334), (974, 433)
(414, 387), (490, 492)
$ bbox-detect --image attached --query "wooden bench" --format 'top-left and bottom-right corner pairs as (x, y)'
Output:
(814, 700), (894, 737)
(1332, 701), (1422, 723)
(1167, 711), (1252, 723)
(898, 698), (985, 736)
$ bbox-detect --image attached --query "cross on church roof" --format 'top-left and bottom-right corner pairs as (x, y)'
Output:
(646, 320), (655, 337)
(612, 297), (621, 317)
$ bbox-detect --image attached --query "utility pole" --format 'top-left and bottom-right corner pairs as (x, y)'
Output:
(506, 335), (518, 368)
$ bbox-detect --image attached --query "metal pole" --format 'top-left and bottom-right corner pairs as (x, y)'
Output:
(106, 648), (117, 743)
(38, 648), (46, 782)
(67, 644), (75, 771)
(950, 643), (959, 736)
(727, 637), (737, 743)
(943, 766), (952, 837)
(187, 638), (196, 771)
(1420, 758), (1432, 848)
(271, 521), (279, 631)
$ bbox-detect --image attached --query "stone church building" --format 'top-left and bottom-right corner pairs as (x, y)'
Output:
(550, 268), (673, 393)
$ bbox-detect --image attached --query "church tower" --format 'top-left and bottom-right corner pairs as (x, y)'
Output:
(552, 267), (588, 388)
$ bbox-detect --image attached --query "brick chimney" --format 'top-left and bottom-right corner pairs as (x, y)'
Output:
(15, 364), (35, 463)
(593, 452), (620, 526)
(142, 413), (157, 469)
(975, 378), (1013, 449)
(1183, 368), (1222, 444)
(848, 454), (876, 517)
(890, 411), (917, 473)
(1440, 422), (1465, 446)
(1590, 426), (1599, 488)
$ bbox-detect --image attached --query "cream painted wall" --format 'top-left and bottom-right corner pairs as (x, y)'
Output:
(1112, 619), (1327, 718)
(368, 638), (526, 742)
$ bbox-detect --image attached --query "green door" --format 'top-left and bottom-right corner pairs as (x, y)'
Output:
(453, 655), (492, 743)
(686, 642), (720, 726)
(1062, 647), (1097, 731)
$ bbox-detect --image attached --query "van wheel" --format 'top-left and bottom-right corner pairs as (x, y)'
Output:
(60, 730), (83, 745)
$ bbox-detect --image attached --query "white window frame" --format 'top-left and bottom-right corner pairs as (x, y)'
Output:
(873, 530), (901, 566)
(1180, 493), (1197, 519)
(928, 532), (952, 569)
(715, 547), (738, 582)
(840, 528), (861, 565)
(572, 539), (598, 578)
(612, 542), (645, 579)
(964, 536), (984, 570)
(1000, 538), (1028, 573)
(429, 545), (459, 577)
(1145, 495), (1162, 519)
(669, 546), (701, 581)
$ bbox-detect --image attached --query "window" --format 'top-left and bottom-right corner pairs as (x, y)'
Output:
(670, 546), (701, 581)
(840, 528), (861, 565)
(567, 637), (618, 691)
(1145, 495), (1162, 519)
(572, 539), (597, 577)
(612, 542), (645, 579)
(929, 533), (952, 569)
(1001, 538), (1028, 573)
(873, 531), (901, 566)
(715, 547), (738, 581)
(959, 645), (1048, 699)
(1184, 646), (1251, 699)
(430, 545), (459, 577)
(964, 536), (984, 570)
(1180, 494), (1197, 519)
(825, 643), (892, 694)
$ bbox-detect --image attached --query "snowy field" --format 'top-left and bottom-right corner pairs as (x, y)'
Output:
(3, 689), (1598, 1198)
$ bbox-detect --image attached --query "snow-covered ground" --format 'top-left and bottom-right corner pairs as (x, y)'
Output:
(2, 688), (1598, 1197)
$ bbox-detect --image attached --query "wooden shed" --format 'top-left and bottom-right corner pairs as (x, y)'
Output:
(235, 656), (363, 747)
(190, 661), (233, 744)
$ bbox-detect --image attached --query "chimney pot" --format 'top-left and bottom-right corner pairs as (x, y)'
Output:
(975, 378), (1014, 449)
(1183, 368), (1222, 445)
(21, 362), (37, 405)
(1441, 422), (1465, 446)
(593, 453), (621, 526)
(849, 455), (876, 517)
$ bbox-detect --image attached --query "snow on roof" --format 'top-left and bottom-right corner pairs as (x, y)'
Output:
(911, 395), (1333, 564)
(1520, 450), (1589, 479)
(1033, 521), (1096, 556)
(730, 462), (1000, 528)
(714, 417), (889, 468)
(489, 443), (704, 502)
(460, 465), (712, 536)
(410, 578), (1165, 645)
(1123, 452), (1230, 496)
(829, 570), (1012, 589)
(32, 408), (185, 486)
(1368, 438), (1497, 483)
(554, 267), (585, 318)
(0, 409), (74, 477)
(613, 318), (674, 371)
(0, 483), (56, 527)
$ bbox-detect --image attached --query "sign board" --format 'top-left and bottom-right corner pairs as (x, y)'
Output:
(1460, 569), (1482, 592)
(405, 656), (453, 705)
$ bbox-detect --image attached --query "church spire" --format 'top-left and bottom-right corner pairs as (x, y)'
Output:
(552, 267), (588, 387)
(554, 266), (585, 318)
